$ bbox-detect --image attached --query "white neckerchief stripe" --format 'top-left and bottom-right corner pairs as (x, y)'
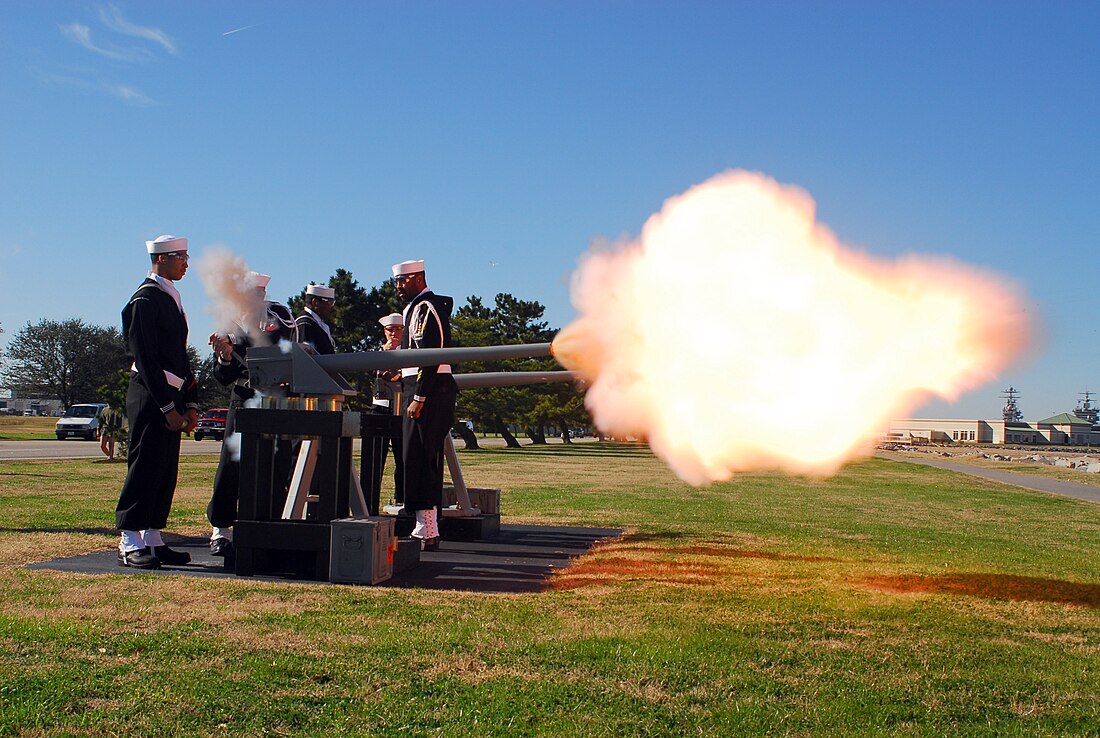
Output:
(148, 272), (183, 314)
(304, 307), (334, 344)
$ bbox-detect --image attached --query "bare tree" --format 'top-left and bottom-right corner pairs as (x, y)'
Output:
(3, 319), (128, 408)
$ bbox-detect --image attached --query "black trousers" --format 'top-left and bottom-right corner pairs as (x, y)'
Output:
(369, 415), (404, 505)
(207, 399), (294, 528)
(401, 376), (457, 512)
(116, 378), (180, 531)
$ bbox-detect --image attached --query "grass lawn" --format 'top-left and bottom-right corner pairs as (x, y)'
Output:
(1, 443), (1098, 736)
(887, 448), (1100, 489)
(0, 416), (57, 441)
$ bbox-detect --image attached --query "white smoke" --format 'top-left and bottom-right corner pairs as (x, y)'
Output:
(553, 170), (1032, 485)
(224, 432), (242, 462)
(194, 247), (266, 342)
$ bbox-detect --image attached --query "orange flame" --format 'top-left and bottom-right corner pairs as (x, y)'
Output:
(553, 170), (1031, 485)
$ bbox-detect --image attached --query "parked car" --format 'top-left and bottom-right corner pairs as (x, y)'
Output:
(194, 408), (228, 441)
(55, 403), (109, 440)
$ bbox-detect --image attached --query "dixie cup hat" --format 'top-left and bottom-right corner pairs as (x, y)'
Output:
(391, 260), (425, 278)
(145, 234), (188, 254)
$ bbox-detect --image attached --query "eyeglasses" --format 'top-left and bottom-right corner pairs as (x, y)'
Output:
(163, 252), (189, 260)
(393, 274), (417, 283)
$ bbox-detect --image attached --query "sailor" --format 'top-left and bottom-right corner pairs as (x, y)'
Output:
(393, 259), (456, 550)
(372, 313), (405, 505)
(115, 234), (198, 569)
(206, 272), (297, 559)
(295, 283), (337, 355)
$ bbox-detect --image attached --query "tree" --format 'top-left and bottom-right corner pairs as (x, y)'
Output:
(3, 319), (128, 408)
(287, 269), (404, 413)
(286, 269), (403, 353)
(453, 293), (588, 448)
(191, 346), (232, 409)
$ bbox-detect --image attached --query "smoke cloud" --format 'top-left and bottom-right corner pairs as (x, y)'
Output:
(194, 247), (266, 342)
(553, 170), (1031, 485)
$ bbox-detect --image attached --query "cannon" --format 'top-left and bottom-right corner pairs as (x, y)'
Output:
(245, 340), (570, 397)
(230, 340), (575, 582)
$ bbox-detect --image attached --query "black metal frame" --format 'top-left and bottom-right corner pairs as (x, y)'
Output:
(233, 407), (359, 579)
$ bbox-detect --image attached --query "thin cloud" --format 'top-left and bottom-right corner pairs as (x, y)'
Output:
(36, 67), (156, 107)
(106, 83), (155, 107)
(98, 4), (177, 55)
(60, 22), (150, 62)
(0, 242), (24, 258)
(223, 23), (261, 37)
(55, 4), (171, 107)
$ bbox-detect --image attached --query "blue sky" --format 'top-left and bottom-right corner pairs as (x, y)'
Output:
(1, 1), (1096, 420)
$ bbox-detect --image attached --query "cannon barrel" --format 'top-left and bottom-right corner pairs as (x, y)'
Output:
(315, 342), (553, 374)
(453, 370), (574, 389)
(245, 341), (565, 396)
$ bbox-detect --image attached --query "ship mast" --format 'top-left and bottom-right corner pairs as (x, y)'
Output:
(1075, 389), (1098, 424)
(1000, 386), (1022, 423)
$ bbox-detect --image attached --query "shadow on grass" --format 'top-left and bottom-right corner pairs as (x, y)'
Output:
(478, 443), (653, 458)
(862, 573), (1100, 608)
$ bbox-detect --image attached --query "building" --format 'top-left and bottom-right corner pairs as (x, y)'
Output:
(885, 387), (1100, 447)
(886, 413), (1100, 447)
(0, 388), (63, 416)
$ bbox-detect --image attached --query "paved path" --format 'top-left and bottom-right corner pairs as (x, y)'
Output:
(0, 435), (590, 461)
(877, 452), (1100, 505)
(0, 438), (226, 460)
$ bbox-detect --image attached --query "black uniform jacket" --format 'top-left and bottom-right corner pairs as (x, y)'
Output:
(122, 278), (198, 414)
(296, 309), (336, 355)
(401, 290), (454, 400)
(215, 302), (297, 400)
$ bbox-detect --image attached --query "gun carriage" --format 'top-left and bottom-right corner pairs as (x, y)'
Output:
(232, 341), (571, 582)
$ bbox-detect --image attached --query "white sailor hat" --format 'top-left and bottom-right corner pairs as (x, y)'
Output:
(145, 234), (188, 254)
(305, 283), (335, 300)
(378, 313), (403, 327)
(249, 272), (271, 289)
(391, 259), (425, 277)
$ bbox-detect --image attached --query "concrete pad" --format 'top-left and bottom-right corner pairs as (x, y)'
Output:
(26, 524), (622, 594)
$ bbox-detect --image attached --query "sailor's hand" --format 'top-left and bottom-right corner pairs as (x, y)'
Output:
(164, 409), (187, 432)
(209, 334), (233, 361)
(183, 408), (198, 434)
(406, 398), (424, 420)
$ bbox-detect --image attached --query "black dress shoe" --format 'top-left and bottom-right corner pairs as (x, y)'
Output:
(209, 538), (233, 557)
(418, 536), (440, 552)
(151, 545), (191, 566)
(118, 547), (161, 569)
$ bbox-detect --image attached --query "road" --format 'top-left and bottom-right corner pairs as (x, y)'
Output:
(0, 434), (583, 460)
(0, 438), (227, 460)
(877, 452), (1100, 505)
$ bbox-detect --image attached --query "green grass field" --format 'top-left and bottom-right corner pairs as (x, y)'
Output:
(0, 416), (57, 441)
(1, 444), (1098, 736)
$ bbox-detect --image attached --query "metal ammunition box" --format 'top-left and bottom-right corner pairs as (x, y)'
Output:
(329, 516), (395, 585)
